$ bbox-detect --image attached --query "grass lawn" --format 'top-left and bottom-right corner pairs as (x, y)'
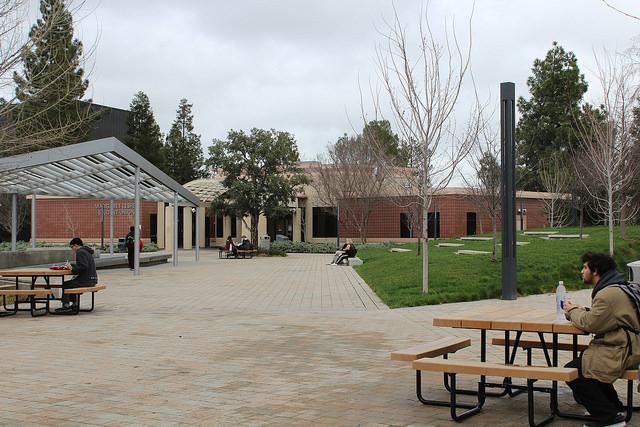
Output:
(352, 225), (640, 308)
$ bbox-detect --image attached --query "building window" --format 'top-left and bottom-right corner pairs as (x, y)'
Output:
(400, 213), (412, 238)
(230, 216), (237, 238)
(313, 207), (337, 238)
(216, 213), (224, 238)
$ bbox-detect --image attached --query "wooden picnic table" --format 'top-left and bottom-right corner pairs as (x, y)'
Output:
(433, 307), (595, 422)
(0, 268), (71, 313)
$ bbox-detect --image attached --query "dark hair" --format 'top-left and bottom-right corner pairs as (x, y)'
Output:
(227, 236), (232, 240)
(581, 251), (617, 276)
(69, 237), (83, 247)
(130, 226), (135, 232)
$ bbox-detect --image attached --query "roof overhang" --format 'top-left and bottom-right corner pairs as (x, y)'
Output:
(0, 137), (201, 206)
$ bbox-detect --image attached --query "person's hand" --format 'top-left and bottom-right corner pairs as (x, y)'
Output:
(563, 301), (582, 313)
(64, 261), (72, 270)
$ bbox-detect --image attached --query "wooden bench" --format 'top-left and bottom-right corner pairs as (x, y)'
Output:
(236, 249), (257, 259)
(413, 358), (579, 426)
(391, 337), (471, 361)
(56, 285), (106, 315)
(491, 337), (589, 353)
(391, 337), (472, 407)
(0, 289), (53, 317)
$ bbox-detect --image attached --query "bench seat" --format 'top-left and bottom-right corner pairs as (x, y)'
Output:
(0, 289), (53, 317)
(236, 250), (257, 259)
(55, 285), (106, 315)
(491, 337), (588, 353)
(412, 358), (579, 382)
(391, 337), (471, 362)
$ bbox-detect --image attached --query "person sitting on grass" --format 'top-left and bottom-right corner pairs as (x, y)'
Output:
(563, 251), (640, 427)
(329, 239), (357, 265)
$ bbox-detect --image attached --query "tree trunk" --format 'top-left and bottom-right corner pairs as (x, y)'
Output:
(492, 215), (497, 262)
(579, 205), (584, 239)
(620, 204), (627, 240)
(422, 208), (429, 293)
(250, 213), (259, 248)
(608, 187), (614, 256)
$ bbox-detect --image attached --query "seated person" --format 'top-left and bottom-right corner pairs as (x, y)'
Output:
(56, 237), (98, 313)
(329, 239), (357, 265)
(237, 235), (253, 250)
(224, 236), (237, 257)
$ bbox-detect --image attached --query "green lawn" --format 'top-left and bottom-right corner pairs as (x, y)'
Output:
(352, 226), (640, 308)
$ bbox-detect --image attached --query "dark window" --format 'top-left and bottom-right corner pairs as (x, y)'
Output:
(466, 212), (477, 236)
(427, 212), (440, 239)
(216, 213), (224, 238)
(230, 217), (237, 238)
(300, 208), (306, 242)
(313, 207), (337, 238)
(150, 214), (157, 243)
(400, 213), (412, 238)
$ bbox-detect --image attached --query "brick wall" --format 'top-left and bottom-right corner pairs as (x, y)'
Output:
(339, 195), (549, 240)
(35, 198), (157, 242)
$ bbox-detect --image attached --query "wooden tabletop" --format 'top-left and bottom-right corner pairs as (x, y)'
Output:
(433, 306), (586, 335)
(0, 268), (71, 277)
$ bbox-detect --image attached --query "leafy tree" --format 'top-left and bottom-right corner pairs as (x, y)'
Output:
(125, 91), (164, 168)
(11, 0), (94, 151)
(164, 98), (204, 183)
(516, 42), (588, 191)
(361, 120), (409, 166)
(207, 128), (310, 246)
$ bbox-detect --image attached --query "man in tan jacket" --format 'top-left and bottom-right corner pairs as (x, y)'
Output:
(564, 252), (640, 427)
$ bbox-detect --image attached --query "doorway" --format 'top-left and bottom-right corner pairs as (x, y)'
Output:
(466, 212), (477, 236)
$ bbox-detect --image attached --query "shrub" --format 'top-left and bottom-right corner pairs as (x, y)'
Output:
(270, 241), (336, 253)
(258, 247), (287, 257)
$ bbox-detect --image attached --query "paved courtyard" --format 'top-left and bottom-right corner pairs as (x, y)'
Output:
(1, 251), (633, 426)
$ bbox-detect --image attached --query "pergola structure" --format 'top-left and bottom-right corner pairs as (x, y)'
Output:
(0, 137), (201, 275)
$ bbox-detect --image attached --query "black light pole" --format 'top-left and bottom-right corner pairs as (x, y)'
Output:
(501, 82), (517, 300)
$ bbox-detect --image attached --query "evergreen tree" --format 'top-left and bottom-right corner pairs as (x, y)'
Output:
(12, 0), (94, 150)
(125, 91), (164, 168)
(516, 42), (588, 191)
(165, 98), (204, 183)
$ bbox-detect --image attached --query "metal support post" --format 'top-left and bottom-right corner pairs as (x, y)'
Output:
(11, 193), (17, 251)
(31, 193), (36, 249)
(173, 192), (178, 267)
(134, 167), (140, 275)
(109, 200), (114, 255)
(501, 82), (517, 300)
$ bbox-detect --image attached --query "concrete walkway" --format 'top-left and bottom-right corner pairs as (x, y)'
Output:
(0, 251), (629, 426)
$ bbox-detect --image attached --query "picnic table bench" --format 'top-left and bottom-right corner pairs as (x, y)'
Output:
(0, 288), (53, 317)
(53, 285), (107, 315)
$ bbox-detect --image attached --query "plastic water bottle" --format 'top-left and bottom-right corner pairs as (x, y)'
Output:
(556, 281), (566, 320)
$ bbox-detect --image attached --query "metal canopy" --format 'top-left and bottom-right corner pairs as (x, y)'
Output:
(0, 137), (200, 206)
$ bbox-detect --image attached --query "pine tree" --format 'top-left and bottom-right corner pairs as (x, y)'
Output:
(516, 42), (588, 191)
(125, 91), (164, 168)
(165, 99), (204, 183)
(12, 0), (93, 150)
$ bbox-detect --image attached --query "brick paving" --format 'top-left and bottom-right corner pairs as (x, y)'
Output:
(1, 251), (634, 426)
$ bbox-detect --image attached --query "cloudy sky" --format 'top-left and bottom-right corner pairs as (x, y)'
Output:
(40, 0), (640, 160)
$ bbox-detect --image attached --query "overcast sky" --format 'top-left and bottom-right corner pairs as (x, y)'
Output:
(42, 0), (640, 160)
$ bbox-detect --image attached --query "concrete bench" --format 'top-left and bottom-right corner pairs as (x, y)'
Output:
(0, 289), (53, 317)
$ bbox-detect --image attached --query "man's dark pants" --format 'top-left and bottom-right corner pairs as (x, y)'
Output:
(565, 356), (623, 422)
(127, 246), (134, 269)
(62, 278), (87, 305)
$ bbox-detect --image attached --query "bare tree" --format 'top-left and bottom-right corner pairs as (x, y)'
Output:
(0, 0), (97, 156)
(375, 6), (481, 293)
(463, 124), (501, 261)
(539, 153), (572, 228)
(574, 51), (639, 255)
(312, 134), (387, 244)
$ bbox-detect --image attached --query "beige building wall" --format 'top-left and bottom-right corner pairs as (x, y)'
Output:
(183, 207), (192, 249)
(156, 202), (165, 249)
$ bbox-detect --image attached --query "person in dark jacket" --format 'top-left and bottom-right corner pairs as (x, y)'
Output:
(55, 237), (98, 313)
(563, 252), (640, 426)
(329, 239), (357, 265)
(125, 226), (135, 270)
